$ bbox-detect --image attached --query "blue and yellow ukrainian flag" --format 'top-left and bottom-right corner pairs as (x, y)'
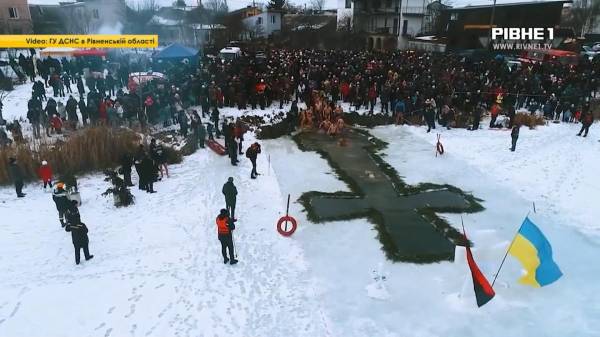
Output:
(509, 217), (563, 287)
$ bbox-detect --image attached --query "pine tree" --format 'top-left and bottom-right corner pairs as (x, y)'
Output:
(268, 0), (286, 10)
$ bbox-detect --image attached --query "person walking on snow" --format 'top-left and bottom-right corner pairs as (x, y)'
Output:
(216, 209), (237, 265)
(222, 177), (237, 220)
(577, 111), (594, 137)
(510, 123), (521, 152)
(150, 138), (168, 179)
(120, 153), (134, 187)
(38, 160), (53, 190)
(246, 142), (262, 179)
(52, 182), (70, 226)
(65, 201), (94, 265)
(8, 157), (25, 198)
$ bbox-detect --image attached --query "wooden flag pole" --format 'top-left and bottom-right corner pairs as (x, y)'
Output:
(491, 211), (530, 287)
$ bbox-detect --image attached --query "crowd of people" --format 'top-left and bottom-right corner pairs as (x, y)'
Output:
(1, 48), (597, 148)
(3, 47), (600, 266)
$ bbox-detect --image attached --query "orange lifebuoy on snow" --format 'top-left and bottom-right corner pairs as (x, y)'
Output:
(436, 142), (444, 155)
(277, 216), (297, 237)
(436, 134), (444, 156)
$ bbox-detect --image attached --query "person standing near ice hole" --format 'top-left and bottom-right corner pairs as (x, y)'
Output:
(8, 157), (25, 198)
(222, 177), (237, 220)
(510, 123), (521, 152)
(150, 138), (168, 179)
(216, 209), (237, 265)
(246, 142), (262, 179)
(424, 98), (436, 133)
(64, 200), (94, 265)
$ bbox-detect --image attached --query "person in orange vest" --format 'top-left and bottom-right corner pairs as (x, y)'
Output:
(216, 209), (237, 265)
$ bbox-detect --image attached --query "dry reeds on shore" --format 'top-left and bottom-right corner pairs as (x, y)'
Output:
(514, 113), (546, 128)
(0, 127), (141, 185)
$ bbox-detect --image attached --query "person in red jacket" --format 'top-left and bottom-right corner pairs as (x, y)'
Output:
(368, 83), (377, 114)
(577, 111), (594, 137)
(216, 209), (237, 265)
(340, 81), (350, 102)
(256, 79), (267, 110)
(50, 114), (63, 134)
(38, 160), (53, 189)
(234, 119), (246, 155)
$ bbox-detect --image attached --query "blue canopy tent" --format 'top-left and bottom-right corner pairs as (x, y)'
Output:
(153, 43), (199, 70)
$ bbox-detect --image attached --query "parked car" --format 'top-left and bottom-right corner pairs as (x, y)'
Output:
(219, 47), (242, 62)
(519, 49), (579, 66)
(581, 45), (600, 60)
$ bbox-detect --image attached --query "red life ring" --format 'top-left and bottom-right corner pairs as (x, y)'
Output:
(436, 141), (444, 155)
(277, 216), (297, 237)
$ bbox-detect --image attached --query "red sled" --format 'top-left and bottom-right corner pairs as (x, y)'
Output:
(206, 139), (227, 156)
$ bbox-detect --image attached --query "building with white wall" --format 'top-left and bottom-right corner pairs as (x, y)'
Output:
(242, 10), (282, 39)
(336, 0), (434, 50)
(59, 0), (126, 34)
(336, 0), (354, 30)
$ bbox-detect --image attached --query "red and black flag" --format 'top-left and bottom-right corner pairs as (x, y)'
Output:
(465, 235), (495, 307)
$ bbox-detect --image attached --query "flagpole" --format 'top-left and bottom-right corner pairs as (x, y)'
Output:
(491, 211), (530, 287)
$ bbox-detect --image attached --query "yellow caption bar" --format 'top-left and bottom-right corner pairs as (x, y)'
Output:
(0, 35), (158, 48)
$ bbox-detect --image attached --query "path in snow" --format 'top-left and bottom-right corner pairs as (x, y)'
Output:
(0, 138), (329, 337)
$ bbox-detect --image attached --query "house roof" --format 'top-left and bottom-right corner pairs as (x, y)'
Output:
(284, 14), (337, 31)
(148, 15), (181, 26)
(154, 43), (198, 59)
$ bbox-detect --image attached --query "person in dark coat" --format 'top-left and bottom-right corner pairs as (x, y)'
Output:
(423, 99), (436, 133)
(8, 157), (25, 197)
(222, 177), (237, 220)
(64, 201), (93, 265)
(510, 124), (521, 152)
(471, 104), (483, 131)
(149, 138), (168, 179)
(27, 96), (42, 139)
(223, 120), (231, 153)
(577, 111), (594, 137)
(52, 182), (70, 226)
(120, 153), (134, 187)
(134, 145), (146, 190)
(78, 97), (88, 126)
(246, 142), (262, 179)
(76, 75), (85, 97)
(210, 107), (221, 138)
(66, 95), (78, 130)
(140, 154), (157, 193)
(216, 208), (237, 265)
(224, 123), (238, 165)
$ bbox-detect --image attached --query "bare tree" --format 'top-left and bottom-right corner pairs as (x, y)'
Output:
(205, 0), (229, 13)
(0, 89), (9, 124)
(127, 0), (158, 11)
(564, 0), (600, 36)
(310, 0), (325, 11)
(66, 7), (92, 34)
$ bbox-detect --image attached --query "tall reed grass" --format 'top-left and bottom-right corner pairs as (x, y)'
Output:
(0, 127), (140, 185)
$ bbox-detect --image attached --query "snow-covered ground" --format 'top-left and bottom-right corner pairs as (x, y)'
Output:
(264, 124), (600, 337)
(1, 81), (599, 336)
